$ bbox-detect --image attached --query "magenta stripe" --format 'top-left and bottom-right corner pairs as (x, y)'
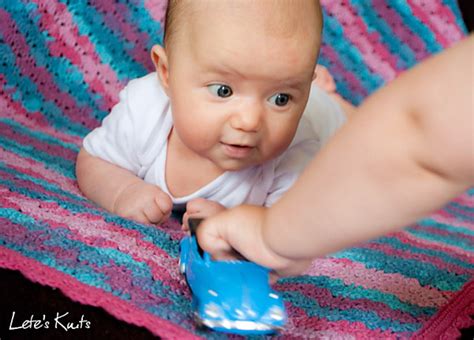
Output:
(282, 302), (398, 338)
(144, 0), (167, 23)
(1, 148), (81, 195)
(411, 224), (474, 243)
(411, 0), (464, 45)
(278, 282), (423, 324)
(1, 189), (185, 289)
(29, 0), (122, 111)
(0, 246), (200, 339)
(0, 81), (84, 145)
(400, 230), (473, 258)
(0, 122), (78, 162)
(362, 242), (471, 276)
(0, 10), (98, 130)
(304, 258), (450, 308)
(372, 1), (430, 61)
(452, 193), (474, 209)
(413, 281), (474, 339)
(393, 232), (474, 265)
(406, 0), (450, 48)
(320, 43), (368, 99)
(432, 210), (474, 229)
(322, 0), (398, 80)
(91, 0), (153, 70)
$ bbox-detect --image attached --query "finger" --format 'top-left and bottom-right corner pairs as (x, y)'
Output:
(143, 204), (165, 224)
(155, 191), (173, 215)
(182, 212), (190, 231)
(196, 219), (233, 254)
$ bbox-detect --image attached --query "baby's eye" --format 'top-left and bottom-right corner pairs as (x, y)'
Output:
(208, 84), (233, 98)
(268, 93), (291, 107)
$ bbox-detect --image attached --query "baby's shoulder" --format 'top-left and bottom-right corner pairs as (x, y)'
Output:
(124, 72), (169, 113)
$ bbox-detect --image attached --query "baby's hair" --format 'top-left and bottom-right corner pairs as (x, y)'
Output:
(163, 0), (322, 50)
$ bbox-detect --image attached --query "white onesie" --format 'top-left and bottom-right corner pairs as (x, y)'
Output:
(83, 73), (345, 210)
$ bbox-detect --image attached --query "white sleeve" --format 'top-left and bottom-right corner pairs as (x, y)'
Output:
(264, 85), (346, 206)
(82, 85), (141, 174)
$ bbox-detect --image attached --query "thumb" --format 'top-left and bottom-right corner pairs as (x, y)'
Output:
(196, 216), (233, 255)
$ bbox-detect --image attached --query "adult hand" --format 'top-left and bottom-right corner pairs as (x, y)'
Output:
(196, 205), (313, 279)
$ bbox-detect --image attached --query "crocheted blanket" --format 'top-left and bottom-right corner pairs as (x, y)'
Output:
(0, 0), (472, 338)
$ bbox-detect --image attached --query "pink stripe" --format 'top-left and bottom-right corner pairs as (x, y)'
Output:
(278, 282), (423, 325)
(0, 246), (200, 339)
(322, 0), (398, 81)
(320, 43), (368, 99)
(411, 0), (464, 46)
(406, 0), (450, 48)
(362, 242), (471, 276)
(413, 281), (474, 339)
(144, 0), (167, 23)
(0, 77), (83, 145)
(393, 232), (474, 265)
(0, 148), (81, 195)
(400, 230), (473, 258)
(0, 121), (78, 162)
(0, 10), (98, 130)
(281, 302), (398, 339)
(452, 193), (474, 209)
(410, 224), (474, 243)
(1, 188), (186, 289)
(304, 258), (451, 308)
(372, 1), (430, 61)
(91, 0), (153, 70)
(431, 210), (474, 230)
(29, 0), (123, 111)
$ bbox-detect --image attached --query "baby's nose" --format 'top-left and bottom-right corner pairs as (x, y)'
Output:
(230, 103), (263, 132)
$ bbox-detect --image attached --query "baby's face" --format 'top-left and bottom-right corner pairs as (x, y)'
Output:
(161, 0), (321, 171)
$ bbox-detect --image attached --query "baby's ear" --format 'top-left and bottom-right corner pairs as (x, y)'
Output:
(151, 44), (170, 94)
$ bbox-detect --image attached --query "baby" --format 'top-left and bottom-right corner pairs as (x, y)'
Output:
(76, 0), (346, 225)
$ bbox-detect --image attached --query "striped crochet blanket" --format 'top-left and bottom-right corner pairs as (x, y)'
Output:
(0, 0), (472, 338)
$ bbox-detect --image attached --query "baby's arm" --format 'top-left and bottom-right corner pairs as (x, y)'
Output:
(197, 35), (474, 276)
(76, 148), (172, 224)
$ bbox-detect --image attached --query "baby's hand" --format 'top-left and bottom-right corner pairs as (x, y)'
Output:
(113, 181), (172, 224)
(182, 198), (226, 232)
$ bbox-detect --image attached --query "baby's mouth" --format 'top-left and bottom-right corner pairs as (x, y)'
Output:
(220, 142), (255, 159)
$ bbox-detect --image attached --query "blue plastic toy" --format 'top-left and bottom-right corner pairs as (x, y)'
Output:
(179, 219), (287, 335)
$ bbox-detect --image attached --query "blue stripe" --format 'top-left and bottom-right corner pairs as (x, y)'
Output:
(376, 236), (474, 270)
(1, 119), (80, 152)
(59, 0), (148, 80)
(420, 217), (474, 237)
(0, 173), (180, 258)
(0, 137), (76, 177)
(322, 12), (385, 99)
(351, 0), (417, 69)
(332, 247), (468, 290)
(0, 41), (88, 136)
(283, 275), (436, 317)
(387, 0), (442, 55)
(283, 290), (420, 332)
(2, 2), (107, 131)
(407, 228), (474, 253)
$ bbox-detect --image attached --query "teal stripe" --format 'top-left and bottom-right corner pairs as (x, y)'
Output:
(448, 201), (474, 213)
(283, 290), (420, 332)
(1, 119), (80, 152)
(376, 236), (474, 270)
(0, 136), (75, 178)
(387, 0), (442, 55)
(441, 0), (468, 34)
(322, 12), (384, 94)
(351, 0), (416, 68)
(0, 41), (88, 136)
(420, 217), (474, 237)
(282, 275), (436, 317)
(332, 247), (468, 291)
(407, 228), (474, 253)
(0, 175), (180, 258)
(2, 2), (106, 130)
(59, 0), (148, 80)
